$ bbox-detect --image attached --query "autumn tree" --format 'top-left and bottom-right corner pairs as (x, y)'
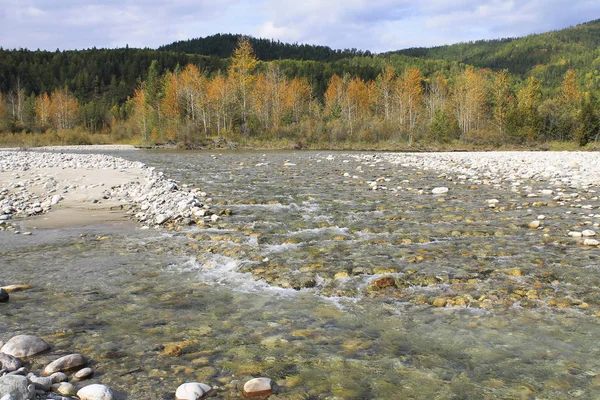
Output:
(491, 70), (513, 136)
(453, 68), (488, 139)
(511, 76), (543, 142)
(324, 74), (344, 120)
(401, 68), (423, 144)
(285, 77), (312, 124)
(229, 37), (258, 135)
(206, 73), (233, 137)
(49, 87), (79, 130)
(561, 69), (581, 105)
(375, 64), (396, 121)
(179, 64), (209, 135)
(36, 92), (52, 128)
(131, 84), (150, 141)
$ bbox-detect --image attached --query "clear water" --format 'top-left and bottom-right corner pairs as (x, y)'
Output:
(2, 150), (600, 399)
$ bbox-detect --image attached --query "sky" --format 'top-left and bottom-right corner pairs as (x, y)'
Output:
(1, 0), (599, 53)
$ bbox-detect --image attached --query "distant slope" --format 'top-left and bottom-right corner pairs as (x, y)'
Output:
(388, 19), (600, 86)
(158, 33), (372, 62)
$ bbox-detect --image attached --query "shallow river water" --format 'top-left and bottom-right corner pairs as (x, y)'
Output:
(2, 150), (600, 399)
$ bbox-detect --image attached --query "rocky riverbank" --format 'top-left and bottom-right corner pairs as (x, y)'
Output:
(0, 151), (224, 231)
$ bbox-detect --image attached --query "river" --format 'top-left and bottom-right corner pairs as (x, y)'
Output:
(2, 150), (599, 399)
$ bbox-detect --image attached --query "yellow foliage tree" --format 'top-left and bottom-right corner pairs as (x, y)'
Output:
(561, 69), (581, 105)
(36, 92), (52, 127)
(453, 68), (488, 139)
(49, 87), (79, 130)
(229, 37), (258, 135)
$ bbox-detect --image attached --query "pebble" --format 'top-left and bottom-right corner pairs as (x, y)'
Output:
(432, 187), (449, 194)
(242, 377), (273, 398)
(175, 382), (212, 399)
(55, 382), (76, 396)
(582, 230), (596, 237)
(74, 367), (93, 380)
(583, 238), (600, 246)
(529, 220), (541, 229)
(77, 384), (114, 400)
(49, 372), (67, 384)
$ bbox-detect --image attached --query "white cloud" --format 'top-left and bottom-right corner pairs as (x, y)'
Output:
(0, 0), (599, 51)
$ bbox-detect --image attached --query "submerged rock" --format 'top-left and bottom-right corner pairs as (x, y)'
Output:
(1, 335), (50, 358)
(42, 353), (87, 375)
(0, 289), (8, 303)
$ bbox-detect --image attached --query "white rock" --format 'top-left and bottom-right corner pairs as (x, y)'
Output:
(582, 230), (596, 237)
(77, 384), (114, 400)
(243, 377), (273, 397)
(583, 238), (600, 246)
(210, 214), (220, 222)
(529, 220), (541, 229)
(432, 187), (449, 195)
(175, 382), (212, 400)
(568, 231), (583, 238)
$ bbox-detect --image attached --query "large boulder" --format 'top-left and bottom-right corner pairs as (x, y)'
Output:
(0, 375), (35, 400)
(42, 353), (87, 375)
(0, 335), (50, 358)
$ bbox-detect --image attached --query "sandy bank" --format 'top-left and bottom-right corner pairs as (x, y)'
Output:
(0, 144), (139, 152)
(0, 151), (215, 231)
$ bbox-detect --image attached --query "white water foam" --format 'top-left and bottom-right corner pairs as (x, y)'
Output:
(177, 254), (298, 295)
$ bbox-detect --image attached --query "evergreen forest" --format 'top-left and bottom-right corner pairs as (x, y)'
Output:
(1, 19), (600, 149)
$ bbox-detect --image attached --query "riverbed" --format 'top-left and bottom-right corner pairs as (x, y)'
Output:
(2, 150), (600, 399)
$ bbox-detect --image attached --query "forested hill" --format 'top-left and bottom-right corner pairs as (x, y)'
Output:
(0, 48), (226, 103)
(158, 33), (372, 61)
(389, 19), (600, 85)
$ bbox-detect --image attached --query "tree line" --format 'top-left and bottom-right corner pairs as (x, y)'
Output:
(0, 38), (599, 148)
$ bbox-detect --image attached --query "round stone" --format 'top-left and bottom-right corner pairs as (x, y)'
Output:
(432, 187), (449, 194)
(77, 384), (114, 400)
(56, 382), (77, 396)
(175, 382), (212, 400)
(243, 377), (273, 398)
(74, 367), (94, 380)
